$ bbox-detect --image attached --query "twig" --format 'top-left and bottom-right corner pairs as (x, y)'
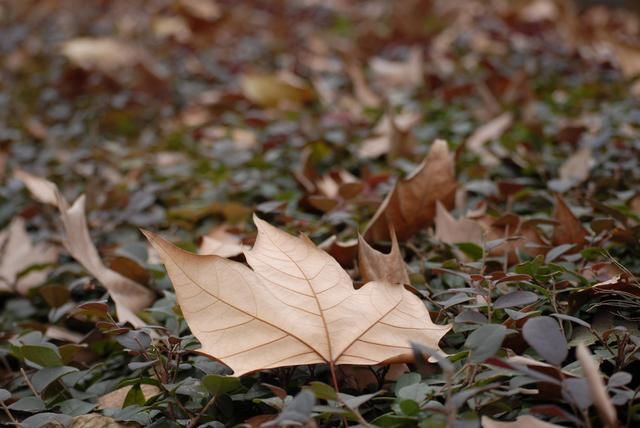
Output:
(188, 394), (217, 428)
(20, 368), (41, 399)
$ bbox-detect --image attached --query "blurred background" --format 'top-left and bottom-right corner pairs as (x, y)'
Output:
(2, 0), (640, 241)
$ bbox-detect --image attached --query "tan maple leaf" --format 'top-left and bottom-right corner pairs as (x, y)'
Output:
(364, 139), (457, 242)
(144, 215), (450, 376)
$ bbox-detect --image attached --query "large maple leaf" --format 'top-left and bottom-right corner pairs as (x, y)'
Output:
(144, 216), (450, 376)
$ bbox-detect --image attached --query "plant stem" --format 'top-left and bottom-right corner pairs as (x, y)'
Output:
(20, 368), (40, 399)
(0, 401), (19, 426)
(189, 394), (217, 428)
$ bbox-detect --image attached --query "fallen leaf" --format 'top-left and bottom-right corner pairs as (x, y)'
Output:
(318, 236), (358, 268)
(434, 201), (485, 245)
(15, 172), (154, 327)
(346, 61), (381, 108)
(144, 215), (450, 376)
(611, 41), (640, 79)
(576, 344), (619, 428)
(481, 415), (562, 428)
(71, 414), (132, 428)
(358, 230), (410, 285)
(365, 139), (456, 242)
(60, 196), (155, 327)
(369, 47), (423, 88)
(466, 112), (513, 166)
(97, 384), (161, 409)
(0, 217), (58, 295)
(240, 73), (314, 108)
(15, 169), (59, 206)
(61, 37), (144, 74)
(434, 204), (546, 263)
(559, 146), (593, 186)
(198, 225), (249, 258)
(553, 195), (587, 248)
(179, 0), (221, 21)
(358, 110), (420, 159)
(153, 16), (192, 42)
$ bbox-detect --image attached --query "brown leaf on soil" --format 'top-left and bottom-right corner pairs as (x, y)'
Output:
(144, 215), (450, 376)
(71, 414), (134, 428)
(364, 139), (456, 242)
(559, 146), (593, 186)
(15, 172), (154, 327)
(552, 195), (587, 248)
(97, 384), (161, 409)
(15, 169), (59, 206)
(358, 230), (410, 285)
(434, 201), (485, 245)
(0, 217), (58, 294)
(240, 73), (314, 108)
(434, 204), (547, 263)
(576, 344), (619, 428)
(466, 112), (513, 166)
(318, 236), (358, 268)
(369, 47), (423, 88)
(481, 415), (562, 428)
(61, 37), (153, 77)
(358, 110), (420, 159)
(346, 60), (382, 108)
(198, 225), (249, 258)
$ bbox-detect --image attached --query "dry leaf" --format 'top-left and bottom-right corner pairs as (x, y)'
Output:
(434, 201), (485, 245)
(153, 16), (192, 42)
(553, 195), (587, 248)
(576, 344), (619, 428)
(144, 215), (450, 376)
(240, 73), (314, 108)
(61, 37), (143, 74)
(358, 110), (420, 159)
(15, 172), (154, 327)
(0, 217), (58, 294)
(369, 47), (423, 88)
(318, 236), (358, 268)
(612, 41), (640, 79)
(481, 415), (562, 428)
(434, 204), (546, 263)
(365, 139), (456, 242)
(198, 226), (249, 258)
(346, 61), (381, 108)
(15, 169), (59, 206)
(466, 112), (513, 166)
(179, 0), (221, 21)
(71, 413), (133, 428)
(358, 231), (410, 285)
(559, 146), (593, 185)
(97, 384), (161, 409)
(60, 196), (154, 327)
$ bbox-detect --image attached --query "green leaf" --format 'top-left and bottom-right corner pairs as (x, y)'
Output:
(123, 384), (147, 407)
(57, 399), (96, 416)
(31, 366), (78, 393)
(399, 399), (421, 416)
(394, 373), (421, 395)
(8, 396), (45, 412)
(307, 381), (337, 401)
(201, 374), (241, 396)
(465, 324), (514, 363)
(21, 344), (62, 367)
(455, 242), (483, 260)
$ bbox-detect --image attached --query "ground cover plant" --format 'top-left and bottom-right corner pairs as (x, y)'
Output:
(1, 0), (640, 426)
